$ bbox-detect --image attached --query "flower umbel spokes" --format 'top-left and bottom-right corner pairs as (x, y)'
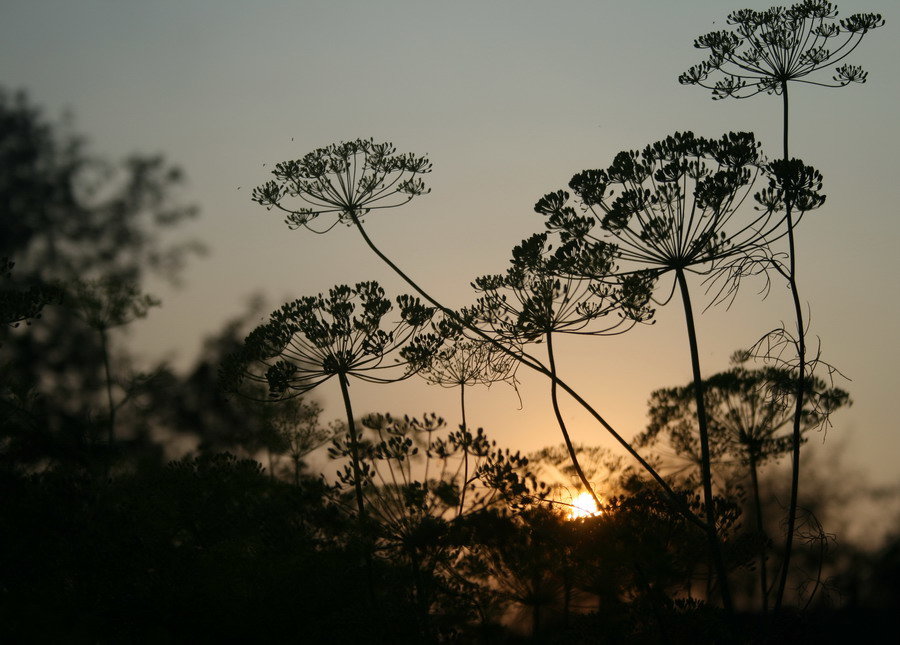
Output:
(680, 1), (884, 99)
(537, 131), (801, 305)
(252, 139), (431, 233)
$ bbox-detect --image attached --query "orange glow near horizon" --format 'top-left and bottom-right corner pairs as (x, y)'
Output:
(566, 491), (602, 520)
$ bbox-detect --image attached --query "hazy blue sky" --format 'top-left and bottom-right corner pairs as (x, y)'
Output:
(3, 0), (898, 486)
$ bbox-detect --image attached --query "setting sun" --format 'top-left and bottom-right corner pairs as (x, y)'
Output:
(566, 491), (602, 520)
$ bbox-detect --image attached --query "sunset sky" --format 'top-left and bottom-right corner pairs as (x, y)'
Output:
(3, 0), (898, 486)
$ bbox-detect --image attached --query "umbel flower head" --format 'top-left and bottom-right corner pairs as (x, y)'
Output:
(535, 132), (824, 304)
(222, 281), (440, 399)
(420, 338), (518, 390)
(637, 357), (851, 472)
(470, 232), (654, 342)
(680, 0), (885, 99)
(252, 138), (432, 232)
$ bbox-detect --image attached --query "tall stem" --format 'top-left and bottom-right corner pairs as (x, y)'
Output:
(338, 371), (377, 606)
(546, 331), (601, 508)
(775, 82), (807, 612)
(675, 268), (733, 613)
(350, 214), (706, 532)
(457, 383), (469, 517)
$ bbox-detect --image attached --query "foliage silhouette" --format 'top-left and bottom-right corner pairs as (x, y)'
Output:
(0, 453), (427, 642)
(681, 0), (884, 612)
(69, 277), (159, 447)
(529, 443), (625, 515)
(0, 88), (201, 472)
(637, 356), (850, 610)
(0, 258), (60, 332)
(326, 412), (546, 636)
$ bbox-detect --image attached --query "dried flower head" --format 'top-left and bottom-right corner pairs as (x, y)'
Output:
(681, 1), (884, 99)
(252, 138), (431, 232)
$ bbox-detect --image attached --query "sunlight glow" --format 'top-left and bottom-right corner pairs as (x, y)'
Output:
(566, 491), (601, 520)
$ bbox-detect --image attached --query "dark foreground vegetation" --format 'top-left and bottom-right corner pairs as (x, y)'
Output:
(2, 451), (899, 643)
(3, 2), (899, 642)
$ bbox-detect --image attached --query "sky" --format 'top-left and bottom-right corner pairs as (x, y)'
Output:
(2, 0), (898, 487)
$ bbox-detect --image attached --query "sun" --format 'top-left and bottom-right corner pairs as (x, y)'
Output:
(566, 491), (601, 520)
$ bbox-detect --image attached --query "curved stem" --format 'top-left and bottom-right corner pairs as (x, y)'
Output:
(775, 82), (807, 613)
(675, 268), (733, 613)
(547, 331), (602, 508)
(350, 214), (708, 532)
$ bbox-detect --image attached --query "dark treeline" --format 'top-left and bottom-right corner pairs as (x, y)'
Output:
(3, 3), (900, 640)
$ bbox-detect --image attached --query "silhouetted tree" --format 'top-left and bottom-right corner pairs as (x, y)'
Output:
(68, 277), (159, 447)
(0, 88), (201, 470)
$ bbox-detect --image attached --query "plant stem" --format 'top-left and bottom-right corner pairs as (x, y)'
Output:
(775, 82), (808, 612)
(457, 383), (468, 517)
(749, 452), (769, 613)
(675, 267), (733, 613)
(547, 331), (602, 508)
(338, 372), (367, 521)
(338, 371), (377, 607)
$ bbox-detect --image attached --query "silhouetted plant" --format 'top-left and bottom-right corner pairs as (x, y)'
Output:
(637, 355), (850, 609)
(418, 338), (518, 515)
(0, 258), (60, 333)
(223, 281), (438, 524)
(222, 289), (441, 621)
(252, 138), (431, 233)
(252, 140), (695, 519)
(268, 398), (339, 485)
(572, 490), (735, 642)
(536, 130), (822, 611)
(325, 411), (545, 636)
(470, 232), (654, 508)
(680, 1), (884, 101)
(681, 0), (883, 611)
(460, 507), (570, 637)
(361, 414), (507, 633)
(529, 443), (625, 514)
